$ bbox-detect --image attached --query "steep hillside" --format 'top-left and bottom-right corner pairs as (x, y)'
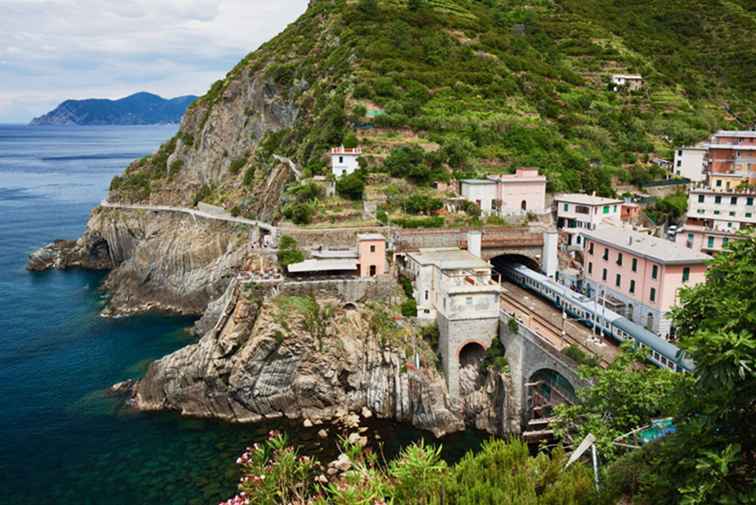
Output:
(30, 92), (197, 126)
(108, 0), (755, 214)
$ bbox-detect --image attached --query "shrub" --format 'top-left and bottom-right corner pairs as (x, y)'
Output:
(193, 184), (213, 206)
(563, 345), (600, 367)
(283, 202), (315, 225)
(243, 165), (256, 187)
(168, 159), (183, 177)
(392, 216), (444, 228)
(229, 157), (247, 175)
(401, 298), (417, 318)
(343, 132), (359, 148)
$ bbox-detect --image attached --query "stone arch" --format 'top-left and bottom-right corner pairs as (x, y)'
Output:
(458, 340), (488, 367)
(490, 253), (540, 273)
(527, 368), (577, 419)
(343, 302), (358, 311)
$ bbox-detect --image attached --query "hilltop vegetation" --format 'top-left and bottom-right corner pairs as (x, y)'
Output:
(111, 0), (755, 211)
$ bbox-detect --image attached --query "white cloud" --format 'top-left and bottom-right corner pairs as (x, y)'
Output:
(0, 0), (308, 122)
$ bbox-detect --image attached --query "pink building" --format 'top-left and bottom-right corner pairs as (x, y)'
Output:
(460, 168), (547, 217)
(582, 227), (710, 338)
(357, 233), (386, 278)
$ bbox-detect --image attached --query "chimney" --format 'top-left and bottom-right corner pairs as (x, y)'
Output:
(467, 231), (482, 259)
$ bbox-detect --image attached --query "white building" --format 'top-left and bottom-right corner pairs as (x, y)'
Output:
(402, 245), (501, 322)
(554, 193), (623, 247)
(611, 74), (643, 91)
(460, 179), (497, 215)
(330, 146), (361, 178)
(673, 144), (707, 183)
(460, 168), (548, 217)
(685, 188), (756, 233)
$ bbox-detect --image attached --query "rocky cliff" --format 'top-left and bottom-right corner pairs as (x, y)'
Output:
(29, 207), (251, 317)
(134, 284), (472, 437)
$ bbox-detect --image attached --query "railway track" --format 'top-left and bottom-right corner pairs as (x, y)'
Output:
(500, 289), (613, 367)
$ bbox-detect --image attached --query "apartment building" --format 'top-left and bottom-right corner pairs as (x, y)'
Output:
(553, 193), (623, 247)
(582, 227), (710, 339)
(460, 168), (548, 217)
(673, 144), (707, 182)
(706, 130), (756, 185)
(685, 188), (756, 233)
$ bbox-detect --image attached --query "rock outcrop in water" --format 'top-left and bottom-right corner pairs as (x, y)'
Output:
(134, 283), (467, 437)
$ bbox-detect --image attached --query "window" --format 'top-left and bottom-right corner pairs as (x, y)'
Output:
(747, 197), (754, 206)
(678, 150), (683, 156)
(708, 236), (715, 249)
(602, 268), (607, 281)
(650, 288), (656, 302)
(588, 262), (593, 274)
(588, 242), (594, 255)
(715, 196), (722, 204)
(424, 290), (429, 301)
(563, 203), (569, 212)
(677, 160), (682, 167)
(682, 267), (690, 282)
(716, 180), (722, 187)
(714, 210), (720, 215)
(731, 197), (738, 205)
(746, 213), (753, 218)
(603, 248), (609, 260)
(491, 200), (497, 211)
(617, 253), (623, 266)
(632, 258), (638, 272)
(616, 273), (621, 288)
(698, 195), (704, 203)
(697, 209), (705, 214)
(630, 280), (636, 294)
(652, 265), (658, 279)
(339, 156), (344, 164)
(370, 265), (377, 277)
(603, 206), (610, 214)
(729, 211), (736, 217)
(370, 245), (376, 253)
(466, 297), (473, 305)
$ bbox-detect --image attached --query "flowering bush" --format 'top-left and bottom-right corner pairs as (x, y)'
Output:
(220, 431), (320, 505)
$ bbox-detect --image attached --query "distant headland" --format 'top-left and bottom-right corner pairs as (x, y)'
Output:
(30, 92), (198, 126)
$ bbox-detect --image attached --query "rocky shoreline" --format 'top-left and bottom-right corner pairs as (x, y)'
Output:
(27, 205), (508, 438)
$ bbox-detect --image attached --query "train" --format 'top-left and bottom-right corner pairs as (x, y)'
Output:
(500, 263), (694, 373)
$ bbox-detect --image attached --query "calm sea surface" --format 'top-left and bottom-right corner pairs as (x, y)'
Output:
(0, 125), (487, 504)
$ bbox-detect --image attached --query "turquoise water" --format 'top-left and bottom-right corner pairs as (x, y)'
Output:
(0, 125), (488, 504)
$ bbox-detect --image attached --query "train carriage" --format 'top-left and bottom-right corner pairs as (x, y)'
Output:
(501, 263), (693, 372)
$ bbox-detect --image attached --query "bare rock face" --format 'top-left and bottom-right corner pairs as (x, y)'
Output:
(29, 207), (249, 317)
(134, 287), (465, 437)
(459, 364), (513, 435)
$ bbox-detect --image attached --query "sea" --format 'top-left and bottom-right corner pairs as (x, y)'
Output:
(0, 125), (487, 505)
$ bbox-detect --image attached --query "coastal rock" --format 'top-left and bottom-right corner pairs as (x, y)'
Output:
(134, 288), (465, 437)
(107, 379), (136, 397)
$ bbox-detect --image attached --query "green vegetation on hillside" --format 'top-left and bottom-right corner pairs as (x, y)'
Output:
(116, 0), (754, 211)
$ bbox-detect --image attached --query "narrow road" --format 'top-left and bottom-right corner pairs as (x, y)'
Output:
(100, 200), (277, 232)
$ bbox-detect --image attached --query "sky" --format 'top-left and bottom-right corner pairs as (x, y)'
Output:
(0, 0), (309, 123)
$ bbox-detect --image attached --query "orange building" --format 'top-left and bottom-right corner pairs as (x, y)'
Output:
(706, 131), (756, 185)
(357, 234), (386, 278)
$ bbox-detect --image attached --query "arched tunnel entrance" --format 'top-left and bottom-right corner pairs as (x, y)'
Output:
(527, 368), (577, 420)
(458, 341), (487, 396)
(491, 254), (541, 278)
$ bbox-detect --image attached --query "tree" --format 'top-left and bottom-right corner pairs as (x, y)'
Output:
(336, 171), (366, 200)
(402, 193), (443, 215)
(277, 235), (304, 269)
(603, 236), (756, 505)
(552, 344), (688, 460)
